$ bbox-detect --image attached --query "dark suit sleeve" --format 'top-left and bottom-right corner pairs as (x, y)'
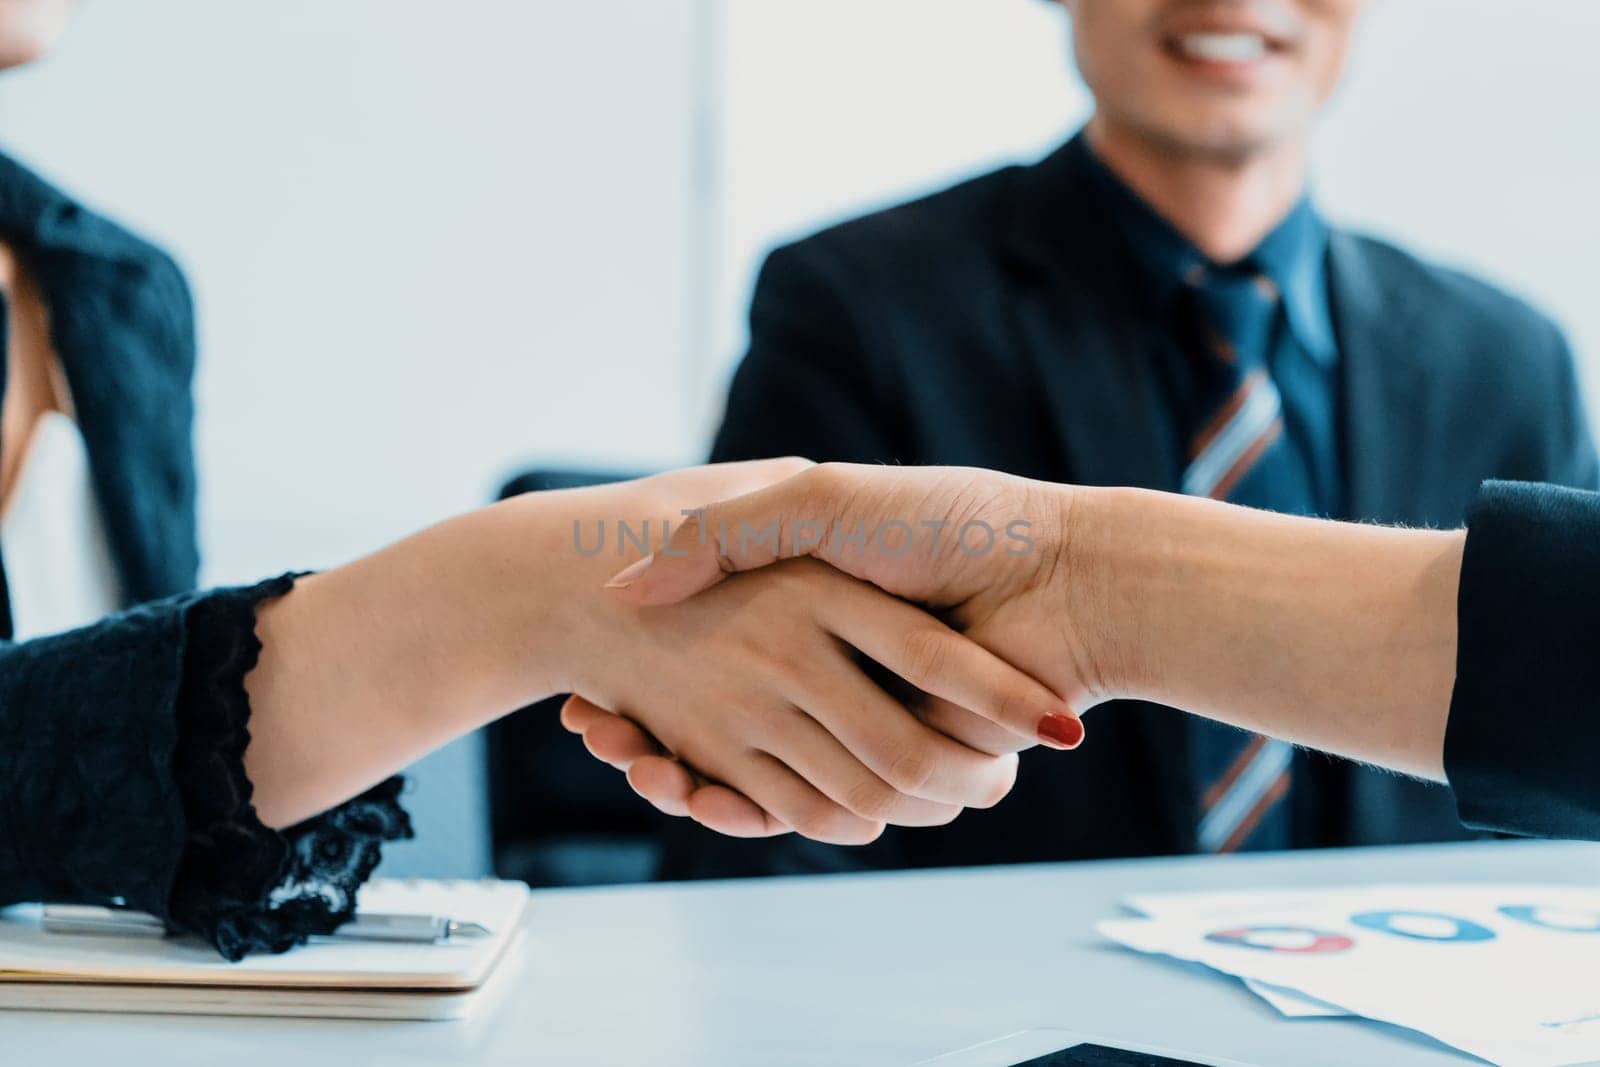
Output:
(1444, 481), (1600, 839)
(711, 241), (906, 464)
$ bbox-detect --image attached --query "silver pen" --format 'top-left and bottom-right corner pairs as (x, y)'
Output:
(41, 905), (492, 944)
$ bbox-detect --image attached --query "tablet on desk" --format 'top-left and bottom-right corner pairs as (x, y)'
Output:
(918, 1028), (1257, 1067)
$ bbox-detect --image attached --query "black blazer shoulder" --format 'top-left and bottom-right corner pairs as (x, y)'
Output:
(751, 163), (1033, 377)
(714, 160), (1069, 469)
(0, 148), (199, 604)
(1334, 230), (1578, 396)
(1327, 228), (1597, 504)
(782, 162), (1024, 264)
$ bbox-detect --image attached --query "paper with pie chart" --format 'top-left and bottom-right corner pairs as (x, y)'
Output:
(1100, 884), (1600, 1067)
(1124, 888), (1350, 1019)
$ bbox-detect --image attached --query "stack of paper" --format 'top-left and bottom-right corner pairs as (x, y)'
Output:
(1098, 885), (1600, 1067)
(0, 878), (532, 1021)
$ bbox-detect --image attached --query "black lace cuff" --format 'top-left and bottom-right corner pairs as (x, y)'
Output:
(166, 573), (414, 961)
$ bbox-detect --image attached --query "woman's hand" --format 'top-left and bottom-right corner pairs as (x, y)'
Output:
(248, 457), (1063, 834)
(245, 458), (829, 826)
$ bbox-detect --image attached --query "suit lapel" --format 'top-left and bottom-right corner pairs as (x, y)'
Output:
(1002, 140), (1180, 494)
(1001, 140), (1194, 848)
(1327, 232), (1428, 523)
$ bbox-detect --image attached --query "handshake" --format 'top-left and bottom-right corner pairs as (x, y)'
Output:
(252, 455), (1459, 843)
(539, 457), (1463, 845)
(544, 460), (1121, 845)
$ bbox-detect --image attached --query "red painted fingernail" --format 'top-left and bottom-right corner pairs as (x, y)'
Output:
(1037, 713), (1085, 750)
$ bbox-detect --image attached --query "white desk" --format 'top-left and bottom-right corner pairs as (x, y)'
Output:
(7, 840), (1599, 1066)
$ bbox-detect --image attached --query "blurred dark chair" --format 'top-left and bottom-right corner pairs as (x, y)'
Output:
(489, 467), (665, 887)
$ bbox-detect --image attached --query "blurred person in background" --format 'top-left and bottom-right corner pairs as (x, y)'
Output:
(684, 0), (1599, 879)
(0, 0), (1056, 958)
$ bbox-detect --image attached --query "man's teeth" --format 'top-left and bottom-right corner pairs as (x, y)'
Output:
(1177, 33), (1269, 63)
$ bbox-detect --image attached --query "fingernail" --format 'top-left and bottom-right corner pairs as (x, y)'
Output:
(605, 553), (655, 589)
(1037, 713), (1085, 750)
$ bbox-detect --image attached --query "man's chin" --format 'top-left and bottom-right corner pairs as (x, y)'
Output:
(1139, 111), (1299, 164)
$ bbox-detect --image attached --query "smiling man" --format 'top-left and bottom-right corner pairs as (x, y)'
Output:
(672, 0), (1600, 880)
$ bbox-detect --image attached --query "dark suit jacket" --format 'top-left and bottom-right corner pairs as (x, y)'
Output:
(663, 139), (1600, 879)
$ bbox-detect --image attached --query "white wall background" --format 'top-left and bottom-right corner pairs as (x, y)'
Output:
(0, 0), (713, 586)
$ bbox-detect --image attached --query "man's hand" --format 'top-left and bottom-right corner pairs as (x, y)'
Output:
(510, 460), (1087, 844)
(570, 463), (1107, 835)
(572, 462), (1470, 833)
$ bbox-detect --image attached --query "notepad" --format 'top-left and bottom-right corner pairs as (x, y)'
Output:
(0, 878), (532, 1020)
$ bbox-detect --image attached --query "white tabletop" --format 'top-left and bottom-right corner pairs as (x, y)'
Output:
(8, 839), (1600, 1066)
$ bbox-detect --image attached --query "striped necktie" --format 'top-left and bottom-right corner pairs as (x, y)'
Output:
(1178, 264), (1312, 853)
